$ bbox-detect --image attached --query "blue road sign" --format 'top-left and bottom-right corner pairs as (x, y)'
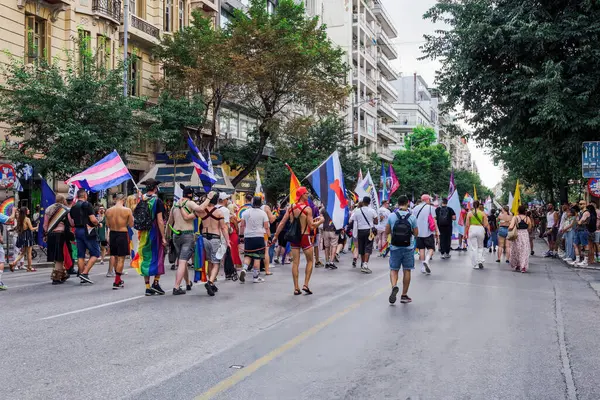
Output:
(583, 142), (600, 178)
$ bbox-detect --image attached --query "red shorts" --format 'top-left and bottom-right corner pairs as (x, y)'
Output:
(290, 234), (313, 250)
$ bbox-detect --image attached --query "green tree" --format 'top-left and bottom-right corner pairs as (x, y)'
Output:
(225, 0), (349, 186)
(453, 169), (492, 201)
(405, 125), (437, 150)
(153, 11), (239, 148)
(422, 0), (600, 203)
(0, 38), (144, 179)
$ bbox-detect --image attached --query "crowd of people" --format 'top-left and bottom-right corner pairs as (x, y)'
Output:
(0, 179), (598, 307)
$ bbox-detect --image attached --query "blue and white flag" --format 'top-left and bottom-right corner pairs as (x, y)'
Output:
(187, 136), (216, 192)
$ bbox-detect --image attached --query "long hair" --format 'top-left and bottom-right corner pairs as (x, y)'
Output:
(126, 195), (138, 212)
(17, 206), (28, 233)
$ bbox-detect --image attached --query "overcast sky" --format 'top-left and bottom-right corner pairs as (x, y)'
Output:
(382, 0), (503, 188)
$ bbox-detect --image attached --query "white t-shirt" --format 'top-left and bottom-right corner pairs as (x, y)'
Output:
(377, 207), (391, 231)
(351, 206), (378, 230)
(413, 203), (435, 238)
(217, 205), (231, 224)
(242, 207), (268, 238)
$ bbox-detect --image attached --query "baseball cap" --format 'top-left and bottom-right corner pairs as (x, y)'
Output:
(141, 178), (161, 190)
(219, 192), (231, 200)
(421, 194), (431, 203)
(296, 186), (308, 201)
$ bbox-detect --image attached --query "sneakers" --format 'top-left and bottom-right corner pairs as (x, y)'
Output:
(389, 286), (399, 304)
(567, 260), (578, 266)
(172, 287), (186, 295)
(274, 258), (280, 264)
(400, 295), (412, 304)
(423, 262), (431, 275)
(576, 261), (588, 267)
(0, 281), (7, 290)
(441, 254), (447, 260)
(106, 272), (115, 277)
(496, 259), (501, 263)
(186, 282), (193, 291)
(543, 251), (553, 258)
(334, 254), (340, 263)
(239, 269), (246, 284)
(205, 282), (215, 296)
(445, 253), (451, 259)
(352, 258), (357, 268)
(316, 261), (324, 268)
(113, 281), (125, 290)
(328, 263), (338, 270)
(360, 264), (372, 274)
(478, 263), (484, 269)
(211, 282), (219, 292)
(151, 282), (165, 295)
(473, 265), (479, 269)
(79, 274), (94, 284)
(145, 288), (155, 296)
(489, 248), (492, 253)
(420, 265), (426, 274)
(253, 277), (265, 283)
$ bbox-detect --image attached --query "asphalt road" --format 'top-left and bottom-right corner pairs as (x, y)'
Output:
(2, 242), (600, 400)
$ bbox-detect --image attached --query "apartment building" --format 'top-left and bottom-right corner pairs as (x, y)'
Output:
(323, 0), (399, 162)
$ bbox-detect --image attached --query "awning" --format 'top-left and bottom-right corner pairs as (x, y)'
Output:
(138, 163), (235, 194)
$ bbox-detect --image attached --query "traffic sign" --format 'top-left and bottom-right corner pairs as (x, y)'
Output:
(582, 141), (600, 178)
(589, 178), (600, 198)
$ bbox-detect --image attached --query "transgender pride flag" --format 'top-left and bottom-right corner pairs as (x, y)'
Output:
(66, 150), (132, 192)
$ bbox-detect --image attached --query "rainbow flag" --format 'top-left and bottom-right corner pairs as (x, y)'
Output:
(379, 241), (389, 256)
(131, 197), (165, 277)
(127, 226), (136, 260)
(237, 205), (250, 219)
(193, 218), (208, 282)
(462, 193), (473, 210)
(0, 197), (15, 216)
(286, 164), (301, 204)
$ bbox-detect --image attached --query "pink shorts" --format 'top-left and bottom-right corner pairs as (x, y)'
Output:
(290, 234), (313, 250)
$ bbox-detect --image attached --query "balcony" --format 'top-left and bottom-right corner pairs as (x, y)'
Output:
(377, 143), (394, 162)
(378, 77), (398, 102)
(378, 54), (399, 81)
(92, 0), (121, 24)
(352, 41), (377, 69)
(377, 122), (397, 143)
(378, 99), (399, 122)
(352, 13), (376, 41)
(122, 13), (161, 46)
(190, 0), (219, 12)
(378, 31), (398, 60)
(373, 0), (398, 38)
(352, 70), (377, 95)
(353, 96), (377, 116)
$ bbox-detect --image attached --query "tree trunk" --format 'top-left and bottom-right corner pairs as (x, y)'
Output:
(559, 180), (569, 204)
(230, 125), (269, 188)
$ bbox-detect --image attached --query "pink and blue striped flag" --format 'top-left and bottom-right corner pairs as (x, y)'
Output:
(66, 150), (132, 192)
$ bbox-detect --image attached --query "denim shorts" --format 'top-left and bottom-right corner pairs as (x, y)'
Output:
(498, 226), (509, 238)
(389, 247), (415, 271)
(75, 227), (101, 259)
(596, 231), (600, 244)
(574, 230), (589, 246)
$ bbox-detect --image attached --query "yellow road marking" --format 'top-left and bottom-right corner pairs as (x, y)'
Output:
(194, 286), (388, 400)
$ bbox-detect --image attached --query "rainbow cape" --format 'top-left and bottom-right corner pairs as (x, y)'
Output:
(0, 197), (15, 216)
(237, 204), (250, 220)
(131, 197), (165, 277)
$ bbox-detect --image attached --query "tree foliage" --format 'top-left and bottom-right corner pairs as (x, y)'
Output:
(224, 0), (350, 186)
(0, 37), (144, 179)
(422, 0), (600, 202)
(405, 125), (437, 149)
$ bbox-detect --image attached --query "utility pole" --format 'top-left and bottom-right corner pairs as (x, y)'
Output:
(123, 0), (129, 97)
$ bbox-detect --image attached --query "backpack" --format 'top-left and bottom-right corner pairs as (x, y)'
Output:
(437, 206), (451, 227)
(588, 210), (597, 233)
(285, 205), (308, 243)
(133, 198), (154, 231)
(391, 211), (413, 247)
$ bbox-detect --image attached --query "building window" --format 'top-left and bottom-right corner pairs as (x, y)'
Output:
(267, 0), (276, 15)
(178, 0), (185, 30)
(305, 0), (315, 15)
(25, 15), (50, 64)
(97, 35), (111, 69)
(219, 114), (229, 138)
(164, 0), (173, 31)
(229, 114), (239, 138)
(78, 29), (91, 73)
(220, 8), (231, 29)
(127, 53), (141, 97)
(130, 0), (136, 15)
(240, 119), (248, 139)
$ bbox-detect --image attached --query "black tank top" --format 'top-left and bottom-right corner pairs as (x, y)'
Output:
(517, 216), (528, 230)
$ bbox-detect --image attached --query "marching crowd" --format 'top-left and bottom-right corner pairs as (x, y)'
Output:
(0, 179), (598, 307)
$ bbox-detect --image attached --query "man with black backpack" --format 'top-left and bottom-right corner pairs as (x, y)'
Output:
(385, 195), (418, 304)
(435, 198), (456, 259)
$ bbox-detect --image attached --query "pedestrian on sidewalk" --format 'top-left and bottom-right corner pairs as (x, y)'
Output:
(44, 195), (72, 285)
(497, 206), (512, 264)
(11, 207), (38, 273)
(571, 201), (591, 267)
(386, 195), (418, 304)
(544, 204), (559, 258)
(465, 200), (489, 269)
(413, 194), (438, 275)
(349, 196), (378, 274)
(586, 203), (597, 265)
(0, 207), (17, 290)
(435, 197), (455, 259)
(560, 206), (577, 263)
(509, 205), (533, 273)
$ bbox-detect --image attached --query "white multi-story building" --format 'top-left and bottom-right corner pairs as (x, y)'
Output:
(324, 0), (400, 161)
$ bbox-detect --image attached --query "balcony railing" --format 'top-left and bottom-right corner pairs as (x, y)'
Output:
(377, 54), (399, 80)
(92, 0), (121, 22)
(131, 14), (160, 40)
(353, 13), (376, 39)
(378, 77), (398, 101)
(377, 123), (397, 142)
(378, 99), (399, 121)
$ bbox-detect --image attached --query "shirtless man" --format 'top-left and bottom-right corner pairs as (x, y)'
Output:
(105, 193), (134, 290)
(274, 187), (324, 295)
(167, 187), (204, 295)
(196, 191), (230, 296)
